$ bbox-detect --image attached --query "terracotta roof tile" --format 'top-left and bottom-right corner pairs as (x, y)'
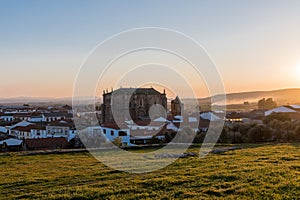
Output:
(25, 137), (69, 150)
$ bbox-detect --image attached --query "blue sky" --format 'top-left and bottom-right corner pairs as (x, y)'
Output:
(1, 0), (300, 97)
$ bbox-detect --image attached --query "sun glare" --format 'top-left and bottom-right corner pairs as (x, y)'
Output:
(295, 65), (300, 79)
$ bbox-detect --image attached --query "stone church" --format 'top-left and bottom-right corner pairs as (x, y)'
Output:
(101, 87), (168, 124)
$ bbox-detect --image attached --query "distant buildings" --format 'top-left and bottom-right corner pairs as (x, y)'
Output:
(265, 105), (300, 116)
(0, 112), (72, 122)
(264, 105), (300, 120)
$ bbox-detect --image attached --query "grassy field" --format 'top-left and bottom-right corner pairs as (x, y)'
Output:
(1, 144), (300, 199)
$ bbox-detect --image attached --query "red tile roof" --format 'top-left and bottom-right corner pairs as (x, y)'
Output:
(12, 126), (31, 132)
(101, 122), (127, 130)
(12, 124), (46, 132)
(25, 137), (69, 150)
(47, 121), (75, 128)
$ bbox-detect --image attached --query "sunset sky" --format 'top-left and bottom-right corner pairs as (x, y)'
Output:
(1, 0), (300, 98)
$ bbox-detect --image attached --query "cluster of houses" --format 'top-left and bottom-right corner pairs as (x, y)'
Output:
(0, 103), (213, 151)
(1, 99), (300, 152)
(224, 104), (300, 124)
(0, 105), (75, 151)
(85, 114), (212, 147)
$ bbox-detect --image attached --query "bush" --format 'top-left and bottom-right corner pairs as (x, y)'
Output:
(112, 137), (122, 147)
(294, 126), (300, 140)
(247, 125), (272, 143)
(263, 113), (291, 124)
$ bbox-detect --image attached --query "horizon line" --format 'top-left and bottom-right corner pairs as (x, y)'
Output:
(0, 87), (300, 100)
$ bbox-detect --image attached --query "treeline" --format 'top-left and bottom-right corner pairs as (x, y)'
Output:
(258, 98), (277, 110)
(193, 113), (300, 144)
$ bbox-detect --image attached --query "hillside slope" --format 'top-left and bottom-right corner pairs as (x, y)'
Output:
(198, 88), (300, 105)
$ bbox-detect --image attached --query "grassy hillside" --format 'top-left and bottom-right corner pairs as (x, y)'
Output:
(1, 144), (300, 199)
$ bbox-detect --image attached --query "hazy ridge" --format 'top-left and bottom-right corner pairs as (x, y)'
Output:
(1, 88), (300, 105)
(197, 88), (300, 105)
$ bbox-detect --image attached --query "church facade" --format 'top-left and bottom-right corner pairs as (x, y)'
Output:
(101, 88), (167, 124)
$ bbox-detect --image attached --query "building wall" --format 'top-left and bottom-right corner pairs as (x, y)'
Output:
(28, 117), (44, 122)
(46, 126), (69, 137)
(101, 88), (167, 124)
(171, 97), (183, 116)
(0, 116), (14, 122)
(87, 126), (131, 146)
(31, 129), (47, 138)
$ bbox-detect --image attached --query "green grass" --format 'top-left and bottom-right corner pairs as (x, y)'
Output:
(1, 144), (300, 199)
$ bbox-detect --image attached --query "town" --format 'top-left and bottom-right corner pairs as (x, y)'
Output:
(1, 87), (300, 152)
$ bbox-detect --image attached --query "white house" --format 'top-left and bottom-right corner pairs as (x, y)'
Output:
(200, 112), (221, 121)
(8, 121), (32, 136)
(265, 106), (298, 116)
(87, 126), (132, 146)
(28, 115), (44, 122)
(30, 125), (47, 138)
(173, 115), (183, 123)
(166, 122), (179, 132)
(0, 114), (14, 122)
(11, 126), (32, 139)
(42, 112), (67, 122)
(11, 122), (76, 141)
(46, 121), (78, 140)
(0, 138), (23, 151)
(13, 113), (32, 121)
(0, 126), (8, 134)
(290, 105), (300, 110)
(153, 117), (168, 122)
(0, 138), (23, 146)
(125, 120), (163, 131)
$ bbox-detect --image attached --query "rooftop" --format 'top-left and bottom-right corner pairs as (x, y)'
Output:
(25, 137), (69, 150)
(104, 87), (165, 96)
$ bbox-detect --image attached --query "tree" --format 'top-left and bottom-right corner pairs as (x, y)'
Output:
(69, 137), (84, 148)
(247, 125), (272, 143)
(263, 112), (291, 125)
(112, 137), (123, 147)
(258, 98), (277, 110)
(281, 121), (293, 142)
(244, 101), (250, 105)
(175, 127), (196, 143)
(268, 119), (282, 141)
(193, 132), (206, 144)
(295, 126), (300, 140)
(232, 124), (239, 143)
(151, 135), (164, 144)
(217, 127), (229, 143)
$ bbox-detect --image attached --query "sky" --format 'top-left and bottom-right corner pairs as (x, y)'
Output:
(0, 0), (300, 98)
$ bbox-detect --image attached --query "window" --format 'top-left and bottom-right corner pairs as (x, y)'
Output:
(119, 131), (127, 136)
(111, 130), (114, 136)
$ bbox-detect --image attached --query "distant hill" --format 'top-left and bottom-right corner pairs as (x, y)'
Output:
(0, 96), (101, 106)
(197, 88), (300, 105)
(1, 88), (300, 106)
(0, 97), (71, 106)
